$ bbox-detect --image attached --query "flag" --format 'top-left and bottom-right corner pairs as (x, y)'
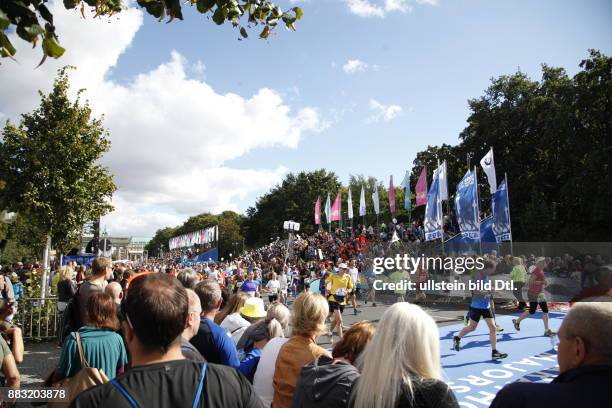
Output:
(324, 194), (331, 224)
(314, 196), (321, 225)
(400, 171), (411, 210)
(415, 167), (428, 206)
(434, 161), (448, 201)
(424, 172), (443, 241)
(492, 180), (512, 242)
(454, 170), (479, 240)
(480, 147), (497, 194)
(347, 189), (354, 220)
(388, 175), (396, 214)
(372, 187), (380, 215)
(331, 192), (341, 222)
(359, 186), (366, 216)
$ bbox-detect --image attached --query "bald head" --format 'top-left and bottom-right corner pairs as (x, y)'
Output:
(105, 281), (123, 305)
(183, 289), (202, 340)
(558, 303), (612, 373)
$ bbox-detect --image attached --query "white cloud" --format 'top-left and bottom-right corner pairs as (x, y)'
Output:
(367, 99), (403, 123)
(0, 1), (321, 237)
(345, 0), (437, 18)
(342, 59), (369, 74)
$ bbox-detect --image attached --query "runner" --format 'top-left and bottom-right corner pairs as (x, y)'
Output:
(453, 260), (508, 360)
(512, 257), (556, 336)
(325, 262), (353, 343)
(346, 260), (361, 315)
(265, 272), (280, 303)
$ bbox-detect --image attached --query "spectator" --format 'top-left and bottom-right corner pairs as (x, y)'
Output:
(177, 268), (199, 289)
(238, 302), (290, 352)
(491, 303), (612, 408)
(105, 282), (123, 306)
(293, 321), (375, 408)
(272, 292), (331, 408)
(238, 309), (285, 383)
(191, 280), (240, 368)
(349, 303), (458, 408)
(52, 293), (127, 382)
(76, 257), (112, 328)
(0, 299), (23, 364)
(570, 265), (612, 303)
(510, 257), (527, 310)
(57, 266), (77, 312)
(218, 293), (253, 345)
(0, 336), (19, 388)
(71, 273), (263, 408)
(181, 289), (204, 362)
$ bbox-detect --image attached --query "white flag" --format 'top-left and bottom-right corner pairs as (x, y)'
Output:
(347, 189), (354, 220)
(434, 161), (449, 201)
(359, 186), (366, 216)
(480, 147), (497, 194)
(372, 187), (380, 215)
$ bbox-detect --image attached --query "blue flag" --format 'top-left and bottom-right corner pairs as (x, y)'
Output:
(454, 170), (479, 240)
(424, 173), (443, 241)
(492, 180), (512, 242)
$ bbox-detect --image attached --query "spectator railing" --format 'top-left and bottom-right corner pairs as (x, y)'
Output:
(13, 297), (60, 340)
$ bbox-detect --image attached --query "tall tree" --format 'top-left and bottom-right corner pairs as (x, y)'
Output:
(244, 169), (341, 246)
(0, 66), (116, 270)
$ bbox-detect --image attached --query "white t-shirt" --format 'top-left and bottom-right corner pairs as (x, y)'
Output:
(279, 274), (288, 291)
(349, 268), (359, 285)
(253, 337), (289, 407)
(266, 279), (280, 294)
(220, 313), (251, 345)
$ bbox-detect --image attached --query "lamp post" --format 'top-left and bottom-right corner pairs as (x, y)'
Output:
(283, 221), (300, 264)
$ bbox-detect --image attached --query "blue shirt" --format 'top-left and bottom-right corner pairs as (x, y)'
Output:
(238, 348), (263, 383)
(190, 318), (240, 369)
(470, 273), (491, 309)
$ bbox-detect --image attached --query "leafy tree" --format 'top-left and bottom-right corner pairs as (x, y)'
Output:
(244, 169), (341, 246)
(0, 66), (116, 255)
(145, 226), (178, 257)
(454, 49), (611, 241)
(0, 212), (46, 264)
(0, 0), (303, 65)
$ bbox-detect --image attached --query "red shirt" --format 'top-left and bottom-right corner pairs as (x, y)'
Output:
(528, 267), (545, 295)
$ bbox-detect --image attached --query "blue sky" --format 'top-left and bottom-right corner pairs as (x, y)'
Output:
(2, 0), (611, 237)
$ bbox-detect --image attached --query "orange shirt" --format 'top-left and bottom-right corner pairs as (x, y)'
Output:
(272, 335), (330, 408)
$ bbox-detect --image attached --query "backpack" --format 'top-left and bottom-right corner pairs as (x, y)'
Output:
(49, 331), (109, 408)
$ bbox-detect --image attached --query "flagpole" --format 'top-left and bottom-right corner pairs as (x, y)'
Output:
(474, 166), (483, 256)
(437, 159), (445, 254)
(505, 172), (514, 256)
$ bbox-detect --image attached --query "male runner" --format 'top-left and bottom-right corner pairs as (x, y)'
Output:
(453, 260), (508, 360)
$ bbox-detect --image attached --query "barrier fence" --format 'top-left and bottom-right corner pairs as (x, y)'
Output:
(14, 297), (60, 340)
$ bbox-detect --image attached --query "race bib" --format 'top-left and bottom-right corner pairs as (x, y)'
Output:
(335, 288), (347, 297)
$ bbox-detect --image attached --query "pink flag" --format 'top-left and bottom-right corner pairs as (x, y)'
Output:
(331, 192), (341, 221)
(389, 175), (396, 214)
(415, 167), (428, 206)
(314, 196), (321, 225)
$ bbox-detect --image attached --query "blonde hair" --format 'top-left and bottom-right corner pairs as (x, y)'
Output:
(353, 303), (442, 408)
(59, 266), (75, 281)
(291, 292), (329, 336)
(215, 292), (248, 324)
(512, 257), (523, 266)
(266, 302), (290, 331)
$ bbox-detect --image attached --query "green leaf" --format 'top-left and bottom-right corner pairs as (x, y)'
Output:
(0, 10), (11, 30)
(0, 32), (16, 57)
(292, 6), (303, 20)
(42, 36), (65, 58)
(38, 4), (54, 24)
(63, 0), (79, 9)
(239, 26), (248, 38)
(196, 0), (215, 13)
(259, 25), (270, 39)
(25, 23), (46, 38)
(212, 6), (225, 24)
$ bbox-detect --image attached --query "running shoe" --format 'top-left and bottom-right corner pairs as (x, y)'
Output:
(492, 349), (508, 360)
(544, 329), (557, 337)
(512, 319), (520, 331)
(496, 324), (504, 333)
(453, 336), (461, 351)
